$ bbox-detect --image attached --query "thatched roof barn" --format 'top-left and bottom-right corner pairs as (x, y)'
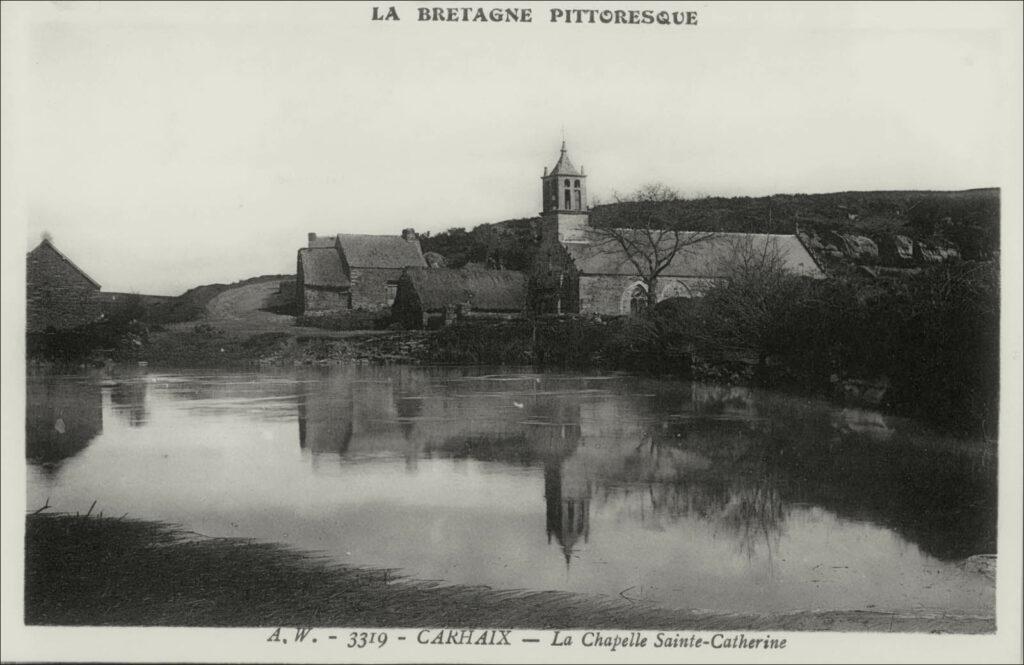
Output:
(392, 268), (527, 329)
(298, 247), (350, 289)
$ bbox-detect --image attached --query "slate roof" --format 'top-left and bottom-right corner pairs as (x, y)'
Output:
(565, 232), (824, 278)
(400, 268), (527, 312)
(548, 142), (581, 177)
(337, 234), (426, 269)
(298, 248), (349, 288)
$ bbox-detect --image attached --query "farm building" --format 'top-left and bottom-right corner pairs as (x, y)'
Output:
(26, 238), (102, 333)
(297, 247), (350, 313)
(531, 143), (825, 316)
(296, 229), (427, 315)
(392, 267), (528, 329)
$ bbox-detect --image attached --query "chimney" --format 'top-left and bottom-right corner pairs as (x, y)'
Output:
(307, 232), (317, 247)
(402, 228), (417, 242)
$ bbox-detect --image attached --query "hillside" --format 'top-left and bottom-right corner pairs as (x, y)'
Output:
(144, 274), (293, 324)
(422, 189), (999, 272)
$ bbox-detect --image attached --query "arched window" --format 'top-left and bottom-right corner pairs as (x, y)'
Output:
(629, 287), (648, 316)
(564, 189), (571, 209)
(621, 281), (649, 316)
(574, 179), (580, 187)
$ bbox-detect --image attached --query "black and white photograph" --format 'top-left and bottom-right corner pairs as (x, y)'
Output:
(1, 2), (1021, 663)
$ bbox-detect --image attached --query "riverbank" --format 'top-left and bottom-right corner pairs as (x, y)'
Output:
(25, 513), (994, 632)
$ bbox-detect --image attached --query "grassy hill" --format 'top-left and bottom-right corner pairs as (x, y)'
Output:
(145, 274), (293, 324)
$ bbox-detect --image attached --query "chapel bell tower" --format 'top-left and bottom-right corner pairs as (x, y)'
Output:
(541, 141), (589, 243)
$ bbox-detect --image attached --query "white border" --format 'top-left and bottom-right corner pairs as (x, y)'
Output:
(2, 2), (1021, 662)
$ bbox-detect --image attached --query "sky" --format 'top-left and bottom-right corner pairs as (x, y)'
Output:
(5, 2), (1019, 294)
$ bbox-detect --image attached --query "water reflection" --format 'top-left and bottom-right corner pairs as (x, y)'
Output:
(25, 367), (996, 615)
(110, 379), (149, 428)
(297, 378), (353, 456)
(544, 457), (591, 566)
(289, 371), (995, 563)
(26, 376), (102, 469)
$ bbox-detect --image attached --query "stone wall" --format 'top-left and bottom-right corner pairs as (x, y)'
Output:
(26, 244), (101, 333)
(579, 275), (640, 315)
(578, 275), (711, 315)
(302, 287), (349, 314)
(350, 267), (404, 311)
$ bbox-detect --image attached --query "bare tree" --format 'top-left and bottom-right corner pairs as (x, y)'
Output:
(585, 184), (718, 310)
(690, 235), (808, 368)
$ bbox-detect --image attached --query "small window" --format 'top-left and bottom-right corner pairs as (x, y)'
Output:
(564, 179), (570, 187)
(574, 179), (580, 187)
(564, 189), (571, 209)
(386, 282), (398, 305)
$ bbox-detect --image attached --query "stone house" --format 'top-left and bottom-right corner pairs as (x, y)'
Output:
(296, 246), (350, 313)
(296, 229), (427, 315)
(26, 238), (102, 333)
(531, 143), (825, 316)
(392, 267), (528, 329)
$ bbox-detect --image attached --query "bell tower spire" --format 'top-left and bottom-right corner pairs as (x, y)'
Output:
(540, 140), (589, 243)
(541, 141), (587, 214)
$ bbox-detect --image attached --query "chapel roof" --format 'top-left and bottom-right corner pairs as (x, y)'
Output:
(565, 232), (824, 279)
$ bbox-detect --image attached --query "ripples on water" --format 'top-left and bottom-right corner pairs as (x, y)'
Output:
(25, 366), (996, 615)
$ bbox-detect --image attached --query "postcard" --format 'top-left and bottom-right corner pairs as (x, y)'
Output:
(2, 1), (1021, 663)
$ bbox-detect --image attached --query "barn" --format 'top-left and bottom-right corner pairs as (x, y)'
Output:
(297, 246), (351, 314)
(296, 229), (427, 315)
(392, 268), (528, 329)
(26, 238), (102, 333)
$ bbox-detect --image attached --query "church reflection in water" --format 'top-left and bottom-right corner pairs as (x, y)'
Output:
(544, 457), (590, 566)
(293, 370), (995, 564)
(295, 369), (595, 564)
(21, 367), (998, 566)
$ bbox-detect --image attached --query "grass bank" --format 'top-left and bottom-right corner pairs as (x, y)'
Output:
(25, 513), (993, 632)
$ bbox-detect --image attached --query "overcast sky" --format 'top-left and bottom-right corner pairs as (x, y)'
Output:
(6, 2), (1018, 294)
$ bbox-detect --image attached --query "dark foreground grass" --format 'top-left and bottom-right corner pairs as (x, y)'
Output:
(25, 513), (994, 632)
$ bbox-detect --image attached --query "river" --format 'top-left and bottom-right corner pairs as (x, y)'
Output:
(25, 365), (996, 617)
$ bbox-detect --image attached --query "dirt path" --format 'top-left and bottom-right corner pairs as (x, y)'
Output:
(169, 280), (391, 339)
(202, 282), (294, 333)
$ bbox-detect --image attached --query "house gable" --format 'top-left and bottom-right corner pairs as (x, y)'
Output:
(26, 239), (102, 332)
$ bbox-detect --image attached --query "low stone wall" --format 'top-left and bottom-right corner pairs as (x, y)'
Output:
(297, 309), (388, 331)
